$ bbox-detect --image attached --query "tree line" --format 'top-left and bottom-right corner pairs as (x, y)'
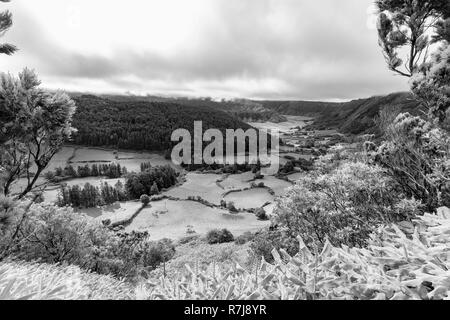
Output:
(46, 163), (127, 181)
(57, 165), (178, 208)
(70, 95), (251, 152)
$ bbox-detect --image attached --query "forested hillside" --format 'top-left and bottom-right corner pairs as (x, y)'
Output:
(71, 95), (251, 151)
(258, 92), (423, 135)
(309, 92), (423, 134)
(102, 94), (285, 123)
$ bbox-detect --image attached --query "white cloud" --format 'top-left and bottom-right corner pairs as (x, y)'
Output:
(0, 0), (409, 100)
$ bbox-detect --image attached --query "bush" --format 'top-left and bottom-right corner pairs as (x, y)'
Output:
(273, 161), (420, 251)
(234, 231), (255, 245)
(374, 112), (450, 211)
(140, 194), (150, 206)
(206, 229), (234, 244)
(0, 261), (132, 300)
(255, 208), (268, 221)
(0, 203), (171, 280)
(227, 202), (238, 213)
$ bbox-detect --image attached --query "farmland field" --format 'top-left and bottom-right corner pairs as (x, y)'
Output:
(224, 188), (274, 209)
(21, 115), (310, 241)
(248, 115), (312, 134)
(164, 173), (224, 205)
(125, 200), (270, 240)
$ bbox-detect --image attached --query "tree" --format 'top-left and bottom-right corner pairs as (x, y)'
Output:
(150, 182), (159, 195)
(0, 0), (17, 55)
(0, 69), (76, 198)
(376, 0), (449, 77)
(376, 0), (450, 124)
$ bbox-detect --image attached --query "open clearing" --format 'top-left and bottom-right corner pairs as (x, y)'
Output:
(287, 172), (304, 182)
(68, 147), (177, 172)
(164, 173), (224, 205)
(220, 171), (254, 190)
(224, 188), (274, 209)
(125, 200), (270, 240)
(79, 201), (142, 224)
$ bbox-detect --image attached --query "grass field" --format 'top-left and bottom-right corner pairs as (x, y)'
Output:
(18, 142), (305, 241)
(80, 201), (142, 224)
(224, 188), (274, 209)
(254, 176), (292, 196)
(125, 200), (269, 240)
(164, 173), (224, 205)
(219, 171), (255, 190)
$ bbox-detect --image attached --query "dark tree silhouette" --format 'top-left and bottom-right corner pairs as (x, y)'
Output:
(0, 0), (17, 55)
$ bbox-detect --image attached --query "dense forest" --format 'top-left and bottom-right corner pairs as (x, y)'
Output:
(71, 95), (252, 151)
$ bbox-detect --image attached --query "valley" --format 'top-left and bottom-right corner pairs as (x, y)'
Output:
(12, 111), (341, 241)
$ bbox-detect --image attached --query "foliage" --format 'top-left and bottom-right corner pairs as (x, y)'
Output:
(138, 209), (450, 300)
(71, 95), (250, 151)
(272, 161), (420, 252)
(0, 203), (174, 280)
(206, 229), (235, 245)
(0, 261), (132, 300)
(0, 0), (17, 55)
(376, 0), (450, 124)
(234, 231), (256, 245)
(51, 163), (126, 180)
(376, 0), (449, 77)
(374, 112), (450, 211)
(140, 194), (150, 206)
(125, 165), (177, 200)
(57, 181), (128, 208)
(0, 69), (76, 198)
(411, 44), (450, 126)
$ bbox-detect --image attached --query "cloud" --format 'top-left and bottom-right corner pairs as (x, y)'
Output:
(0, 0), (409, 100)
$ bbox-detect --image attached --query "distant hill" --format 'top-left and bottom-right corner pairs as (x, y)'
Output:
(258, 92), (424, 135)
(69, 92), (424, 139)
(258, 100), (341, 117)
(307, 92), (424, 135)
(71, 95), (251, 151)
(100, 95), (285, 123)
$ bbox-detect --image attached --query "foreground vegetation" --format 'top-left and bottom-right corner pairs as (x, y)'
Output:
(1, 0), (450, 300)
(2, 209), (450, 300)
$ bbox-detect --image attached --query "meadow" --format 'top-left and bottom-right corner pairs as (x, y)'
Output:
(21, 117), (310, 242)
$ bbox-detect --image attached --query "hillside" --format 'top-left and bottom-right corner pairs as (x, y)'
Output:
(259, 100), (341, 117)
(71, 95), (252, 151)
(309, 92), (424, 134)
(258, 92), (424, 135)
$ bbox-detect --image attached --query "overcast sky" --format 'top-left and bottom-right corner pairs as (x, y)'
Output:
(0, 0), (409, 101)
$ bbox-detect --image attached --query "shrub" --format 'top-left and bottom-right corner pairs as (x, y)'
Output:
(140, 194), (150, 206)
(206, 229), (234, 244)
(234, 231), (256, 245)
(374, 112), (450, 211)
(255, 208), (268, 221)
(140, 209), (450, 300)
(0, 203), (171, 280)
(227, 202), (238, 213)
(273, 161), (420, 251)
(0, 261), (132, 300)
